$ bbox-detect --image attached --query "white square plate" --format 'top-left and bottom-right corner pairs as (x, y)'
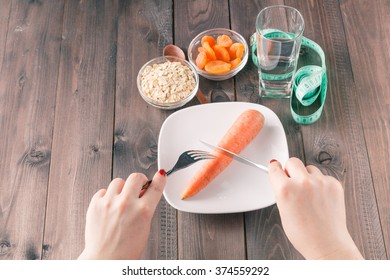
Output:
(159, 102), (289, 213)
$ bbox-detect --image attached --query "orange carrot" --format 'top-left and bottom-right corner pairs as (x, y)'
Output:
(181, 109), (265, 199)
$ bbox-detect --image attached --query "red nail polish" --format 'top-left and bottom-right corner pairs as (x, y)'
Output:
(159, 169), (166, 176)
(270, 159), (278, 164)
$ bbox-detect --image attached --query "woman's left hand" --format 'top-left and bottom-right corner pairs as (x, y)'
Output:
(78, 170), (166, 260)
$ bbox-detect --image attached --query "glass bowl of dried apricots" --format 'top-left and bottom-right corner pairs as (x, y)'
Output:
(188, 28), (249, 81)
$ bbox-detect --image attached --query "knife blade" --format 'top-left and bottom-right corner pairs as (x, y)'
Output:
(200, 140), (268, 173)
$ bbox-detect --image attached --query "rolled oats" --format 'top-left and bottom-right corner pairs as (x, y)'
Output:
(140, 61), (195, 103)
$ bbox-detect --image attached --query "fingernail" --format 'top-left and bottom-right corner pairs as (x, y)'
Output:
(159, 169), (166, 176)
(270, 159), (278, 164)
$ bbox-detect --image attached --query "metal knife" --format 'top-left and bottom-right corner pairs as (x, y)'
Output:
(200, 140), (269, 173)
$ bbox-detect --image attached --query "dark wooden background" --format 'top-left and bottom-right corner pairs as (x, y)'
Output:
(0, 0), (388, 260)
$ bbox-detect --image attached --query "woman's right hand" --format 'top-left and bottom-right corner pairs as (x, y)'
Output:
(268, 157), (363, 260)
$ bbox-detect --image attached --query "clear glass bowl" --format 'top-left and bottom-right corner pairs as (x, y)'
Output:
(137, 56), (199, 110)
(188, 28), (249, 81)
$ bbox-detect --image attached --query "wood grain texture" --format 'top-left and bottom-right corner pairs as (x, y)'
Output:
(178, 213), (245, 259)
(0, 0), (64, 259)
(175, 0), (234, 104)
(0, 0), (11, 69)
(115, 0), (176, 260)
(286, 0), (386, 259)
(245, 206), (302, 259)
(0, 0), (388, 260)
(43, 0), (118, 259)
(175, 0), (245, 259)
(340, 0), (390, 257)
(230, 0), (303, 259)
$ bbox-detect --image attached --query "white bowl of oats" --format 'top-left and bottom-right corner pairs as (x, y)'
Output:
(137, 56), (199, 110)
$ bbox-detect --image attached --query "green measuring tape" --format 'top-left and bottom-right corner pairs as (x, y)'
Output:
(250, 32), (327, 124)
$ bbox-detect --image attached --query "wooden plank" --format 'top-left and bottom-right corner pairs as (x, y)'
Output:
(230, 0), (303, 259)
(284, 0), (386, 259)
(114, 0), (177, 259)
(0, 0), (12, 68)
(43, 0), (118, 259)
(175, 0), (245, 260)
(340, 0), (390, 258)
(178, 213), (245, 259)
(0, 0), (64, 259)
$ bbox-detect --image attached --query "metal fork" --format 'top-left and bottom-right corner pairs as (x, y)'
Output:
(141, 150), (215, 190)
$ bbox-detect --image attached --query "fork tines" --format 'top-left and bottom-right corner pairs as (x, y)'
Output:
(187, 150), (216, 160)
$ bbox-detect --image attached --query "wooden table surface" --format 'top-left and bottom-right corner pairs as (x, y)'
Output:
(0, 0), (389, 260)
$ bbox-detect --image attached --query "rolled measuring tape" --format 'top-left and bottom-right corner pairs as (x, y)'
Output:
(250, 33), (327, 124)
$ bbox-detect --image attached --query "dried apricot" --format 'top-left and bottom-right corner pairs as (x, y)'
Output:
(230, 57), (241, 69)
(201, 35), (216, 48)
(229, 42), (245, 60)
(202, 41), (217, 60)
(198, 46), (205, 53)
(196, 51), (208, 70)
(213, 44), (230, 63)
(216, 34), (233, 48)
(204, 60), (231, 74)
(235, 44), (244, 59)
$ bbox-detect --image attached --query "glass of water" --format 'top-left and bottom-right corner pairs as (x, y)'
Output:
(256, 5), (304, 98)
